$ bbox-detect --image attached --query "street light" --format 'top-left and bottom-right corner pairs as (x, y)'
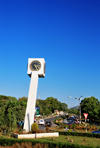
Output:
(75, 95), (83, 124)
(68, 95), (83, 124)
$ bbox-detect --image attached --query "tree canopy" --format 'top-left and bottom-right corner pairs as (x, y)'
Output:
(0, 95), (27, 131)
(81, 96), (100, 122)
(67, 108), (79, 115)
(36, 97), (68, 115)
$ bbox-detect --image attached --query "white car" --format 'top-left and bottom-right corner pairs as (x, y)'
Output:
(38, 119), (45, 125)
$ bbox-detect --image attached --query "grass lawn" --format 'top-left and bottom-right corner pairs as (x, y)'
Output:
(0, 128), (100, 148)
(34, 135), (100, 148)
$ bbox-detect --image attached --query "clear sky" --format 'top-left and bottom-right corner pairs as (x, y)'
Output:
(0, 0), (100, 108)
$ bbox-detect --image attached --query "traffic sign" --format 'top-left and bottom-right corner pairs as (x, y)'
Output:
(83, 113), (88, 120)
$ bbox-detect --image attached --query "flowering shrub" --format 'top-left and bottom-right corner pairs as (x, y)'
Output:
(71, 124), (98, 131)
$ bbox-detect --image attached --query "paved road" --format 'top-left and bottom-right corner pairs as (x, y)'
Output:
(38, 116), (58, 131)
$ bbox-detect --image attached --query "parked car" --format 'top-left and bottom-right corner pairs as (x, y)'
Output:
(67, 121), (75, 125)
(45, 121), (52, 127)
(91, 129), (100, 134)
(38, 119), (45, 125)
(67, 117), (75, 122)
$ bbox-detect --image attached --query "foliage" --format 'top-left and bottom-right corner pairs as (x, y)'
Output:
(59, 131), (100, 138)
(71, 124), (98, 131)
(62, 116), (67, 119)
(36, 97), (68, 115)
(61, 103), (68, 112)
(0, 95), (27, 132)
(46, 126), (49, 132)
(53, 118), (68, 128)
(0, 95), (17, 103)
(67, 108), (79, 115)
(0, 142), (49, 148)
(31, 123), (38, 133)
(81, 96), (100, 122)
(1, 100), (17, 132)
(18, 96), (27, 102)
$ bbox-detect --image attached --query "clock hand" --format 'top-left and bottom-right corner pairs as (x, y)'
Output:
(34, 64), (38, 70)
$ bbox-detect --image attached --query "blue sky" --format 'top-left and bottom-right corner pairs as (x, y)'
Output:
(0, 0), (100, 108)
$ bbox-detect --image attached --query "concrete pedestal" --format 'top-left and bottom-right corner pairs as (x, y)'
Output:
(13, 132), (59, 139)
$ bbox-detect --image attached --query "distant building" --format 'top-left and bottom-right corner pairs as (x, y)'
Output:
(59, 111), (64, 115)
(54, 110), (65, 115)
(54, 110), (59, 115)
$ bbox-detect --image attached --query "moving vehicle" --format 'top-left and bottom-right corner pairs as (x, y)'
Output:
(38, 119), (45, 125)
(45, 121), (52, 127)
(91, 129), (100, 134)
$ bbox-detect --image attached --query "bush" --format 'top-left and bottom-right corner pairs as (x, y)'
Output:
(69, 124), (98, 131)
(46, 126), (49, 132)
(62, 116), (66, 119)
(31, 123), (38, 133)
(71, 124), (77, 129)
(58, 131), (100, 138)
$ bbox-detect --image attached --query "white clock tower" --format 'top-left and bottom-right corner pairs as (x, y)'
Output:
(24, 58), (46, 132)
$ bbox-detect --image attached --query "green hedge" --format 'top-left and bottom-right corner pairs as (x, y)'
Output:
(0, 138), (39, 146)
(0, 137), (95, 148)
(59, 131), (100, 138)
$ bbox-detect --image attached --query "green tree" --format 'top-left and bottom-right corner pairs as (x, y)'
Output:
(2, 100), (17, 132)
(81, 96), (100, 122)
(0, 96), (27, 132)
(36, 97), (68, 115)
(46, 97), (60, 112)
(67, 108), (79, 115)
(46, 97), (68, 113)
(18, 97), (27, 121)
(60, 103), (68, 112)
(0, 95), (17, 128)
(18, 96), (27, 102)
(0, 95), (17, 105)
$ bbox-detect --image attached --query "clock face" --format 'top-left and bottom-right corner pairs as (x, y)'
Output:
(30, 60), (41, 71)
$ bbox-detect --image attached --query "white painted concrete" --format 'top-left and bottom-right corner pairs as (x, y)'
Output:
(36, 132), (59, 138)
(13, 133), (36, 139)
(13, 132), (59, 139)
(24, 73), (38, 132)
(27, 58), (45, 77)
(24, 58), (46, 132)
